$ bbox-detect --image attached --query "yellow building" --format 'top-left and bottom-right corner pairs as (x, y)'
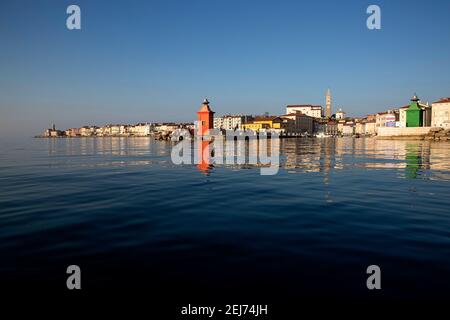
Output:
(241, 122), (269, 131)
(242, 116), (283, 131)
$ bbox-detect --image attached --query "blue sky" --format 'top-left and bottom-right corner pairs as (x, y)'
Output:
(1, 0), (450, 137)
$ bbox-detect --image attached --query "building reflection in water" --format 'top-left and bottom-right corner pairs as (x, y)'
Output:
(405, 143), (429, 179)
(46, 137), (450, 181)
(47, 137), (155, 167)
(201, 137), (450, 181)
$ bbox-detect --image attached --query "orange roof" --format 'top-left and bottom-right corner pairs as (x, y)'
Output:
(433, 97), (450, 104)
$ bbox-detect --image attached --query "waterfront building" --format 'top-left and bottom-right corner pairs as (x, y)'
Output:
(406, 94), (423, 127)
(399, 105), (409, 128)
(128, 123), (151, 136)
(324, 120), (338, 136)
(375, 112), (387, 128)
(241, 122), (269, 131)
(366, 114), (377, 122)
(337, 119), (346, 134)
(153, 123), (179, 133)
(385, 112), (398, 127)
(43, 124), (64, 137)
(326, 89), (332, 118)
(354, 117), (375, 136)
(102, 124), (126, 136)
(335, 108), (346, 120)
(98, 126), (107, 136)
(286, 104), (323, 119)
(65, 128), (80, 137)
(364, 120), (377, 135)
(101, 125), (111, 136)
(112, 125), (125, 135)
(280, 118), (296, 135)
(280, 112), (314, 134)
(180, 123), (195, 131)
(431, 97), (450, 128)
(355, 121), (365, 135)
(50, 130), (63, 137)
(313, 118), (326, 135)
(242, 116), (283, 132)
(94, 127), (103, 136)
(376, 110), (399, 128)
(43, 124), (53, 137)
(79, 126), (96, 137)
(399, 98), (431, 128)
(197, 98), (214, 135)
(213, 115), (253, 131)
(422, 103), (432, 127)
(342, 121), (355, 136)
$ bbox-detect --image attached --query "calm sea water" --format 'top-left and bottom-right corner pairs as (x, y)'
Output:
(1, 137), (450, 300)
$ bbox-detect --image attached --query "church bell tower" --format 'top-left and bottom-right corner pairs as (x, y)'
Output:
(326, 88), (331, 118)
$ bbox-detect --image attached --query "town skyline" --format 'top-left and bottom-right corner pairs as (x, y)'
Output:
(39, 93), (450, 142)
(8, 86), (450, 139)
(2, 0), (450, 138)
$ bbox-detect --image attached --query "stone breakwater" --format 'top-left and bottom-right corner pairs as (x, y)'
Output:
(425, 127), (450, 141)
(376, 126), (450, 140)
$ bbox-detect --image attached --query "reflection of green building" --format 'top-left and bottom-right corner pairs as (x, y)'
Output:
(405, 144), (420, 179)
(406, 94), (423, 127)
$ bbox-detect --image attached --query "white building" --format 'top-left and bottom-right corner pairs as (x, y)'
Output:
(153, 123), (179, 133)
(376, 110), (398, 128)
(335, 108), (346, 120)
(342, 123), (355, 136)
(214, 115), (252, 131)
(128, 123), (151, 136)
(286, 105), (323, 119)
(399, 105), (409, 128)
(79, 126), (92, 136)
(103, 124), (126, 136)
(432, 97), (450, 128)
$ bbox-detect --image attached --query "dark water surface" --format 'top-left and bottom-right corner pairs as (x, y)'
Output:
(1, 137), (450, 300)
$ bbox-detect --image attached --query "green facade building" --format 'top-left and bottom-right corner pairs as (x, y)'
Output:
(406, 94), (423, 127)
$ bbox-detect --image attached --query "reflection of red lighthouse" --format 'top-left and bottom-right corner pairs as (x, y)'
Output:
(197, 99), (214, 173)
(198, 140), (210, 173)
